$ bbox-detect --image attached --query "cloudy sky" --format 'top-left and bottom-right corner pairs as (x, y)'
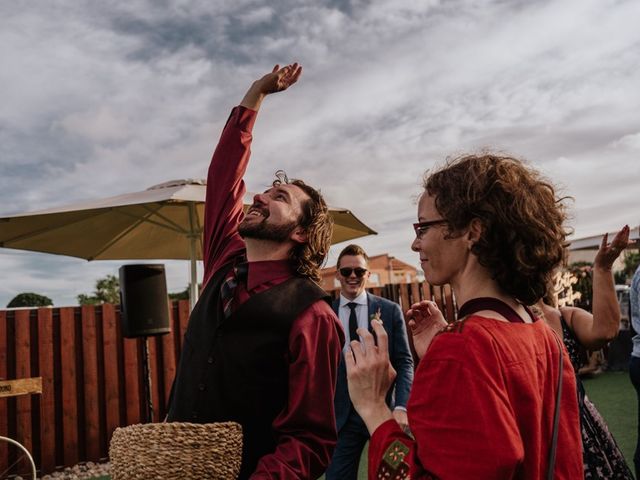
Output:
(1, 0), (639, 307)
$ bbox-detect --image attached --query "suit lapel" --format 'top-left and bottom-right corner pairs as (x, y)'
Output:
(366, 293), (378, 332)
(332, 296), (340, 316)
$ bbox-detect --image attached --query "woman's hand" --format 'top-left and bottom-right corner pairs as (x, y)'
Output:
(568, 224), (631, 350)
(594, 225), (630, 271)
(345, 319), (396, 435)
(406, 300), (447, 360)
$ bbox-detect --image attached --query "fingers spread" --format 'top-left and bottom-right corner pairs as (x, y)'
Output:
(371, 319), (389, 356)
(612, 225), (630, 249)
(344, 344), (356, 370)
(291, 65), (302, 83)
(358, 327), (376, 352)
(349, 339), (366, 364)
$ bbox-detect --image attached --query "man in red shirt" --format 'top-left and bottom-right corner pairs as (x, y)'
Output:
(167, 64), (344, 479)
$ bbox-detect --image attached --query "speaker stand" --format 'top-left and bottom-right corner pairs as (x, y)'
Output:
(142, 337), (154, 423)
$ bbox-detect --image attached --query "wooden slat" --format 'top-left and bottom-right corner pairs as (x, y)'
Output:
(148, 337), (161, 423)
(0, 310), (8, 469)
(444, 284), (456, 322)
(155, 338), (166, 421)
(0, 377), (42, 398)
(410, 282), (420, 307)
(178, 300), (190, 345)
(59, 307), (79, 466)
(434, 286), (445, 316)
(37, 308), (56, 473)
(161, 321), (177, 413)
(15, 310), (33, 472)
(102, 304), (121, 438)
(421, 282), (433, 302)
(399, 283), (411, 312)
(122, 337), (141, 426)
(81, 306), (100, 461)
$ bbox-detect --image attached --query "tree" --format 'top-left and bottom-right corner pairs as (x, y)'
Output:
(168, 284), (201, 301)
(77, 274), (120, 305)
(168, 286), (190, 301)
(7, 292), (53, 308)
(624, 251), (640, 278)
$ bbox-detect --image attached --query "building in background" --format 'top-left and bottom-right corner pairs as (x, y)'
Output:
(568, 225), (640, 269)
(320, 253), (420, 292)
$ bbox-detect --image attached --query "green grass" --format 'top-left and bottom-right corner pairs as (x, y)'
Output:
(583, 370), (637, 472)
(318, 444), (368, 480)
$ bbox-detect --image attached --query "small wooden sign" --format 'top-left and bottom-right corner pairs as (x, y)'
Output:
(0, 377), (42, 398)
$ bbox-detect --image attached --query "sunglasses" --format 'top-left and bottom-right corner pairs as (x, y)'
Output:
(339, 267), (368, 278)
(413, 219), (447, 237)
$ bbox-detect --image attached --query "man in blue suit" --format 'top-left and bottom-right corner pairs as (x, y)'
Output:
(325, 244), (414, 480)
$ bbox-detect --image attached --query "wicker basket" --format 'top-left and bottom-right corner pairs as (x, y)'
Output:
(109, 422), (243, 479)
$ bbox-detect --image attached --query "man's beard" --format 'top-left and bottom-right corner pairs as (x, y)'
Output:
(238, 217), (298, 242)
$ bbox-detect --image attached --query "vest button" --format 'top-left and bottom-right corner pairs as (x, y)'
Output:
(207, 356), (214, 364)
(198, 383), (206, 391)
(192, 411), (198, 420)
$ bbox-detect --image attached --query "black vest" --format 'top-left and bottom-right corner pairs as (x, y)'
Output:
(167, 261), (330, 479)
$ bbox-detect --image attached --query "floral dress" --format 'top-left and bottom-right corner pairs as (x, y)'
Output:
(560, 317), (635, 479)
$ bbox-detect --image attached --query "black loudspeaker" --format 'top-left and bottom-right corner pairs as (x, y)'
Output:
(119, 264), (171, 338)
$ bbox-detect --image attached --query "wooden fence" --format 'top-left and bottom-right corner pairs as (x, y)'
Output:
(0, 282), (454, 476)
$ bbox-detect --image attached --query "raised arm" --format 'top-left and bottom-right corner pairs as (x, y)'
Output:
(202, 63), (302, 281)
(564, 225), (630, 350)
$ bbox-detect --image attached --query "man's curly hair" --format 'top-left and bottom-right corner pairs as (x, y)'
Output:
(424, 154), (570, 305)
(272, 171), (333, 283)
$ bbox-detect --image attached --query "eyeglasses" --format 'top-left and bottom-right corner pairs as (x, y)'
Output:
(413, 219), (447, 237)
(339, 267), (368, 278)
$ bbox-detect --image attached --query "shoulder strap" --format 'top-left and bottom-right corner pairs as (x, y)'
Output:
(547, 333), (564, 480)
(225, 276), (330, 332)
(458, 297), (526, 323)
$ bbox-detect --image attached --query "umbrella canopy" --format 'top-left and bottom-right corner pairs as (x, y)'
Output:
(0, 179), (376, 306)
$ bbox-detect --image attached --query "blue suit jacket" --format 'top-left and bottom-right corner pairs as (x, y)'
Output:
(332, 293), (414, 432)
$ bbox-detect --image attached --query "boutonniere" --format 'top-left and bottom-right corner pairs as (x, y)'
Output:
(369, 308), (382, 322)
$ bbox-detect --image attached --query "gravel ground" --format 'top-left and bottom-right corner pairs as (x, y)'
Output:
(33, 461), (111, 480)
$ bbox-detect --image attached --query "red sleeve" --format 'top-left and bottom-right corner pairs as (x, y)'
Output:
(369, 334), (524, 480)
(250, 301), (344, 479)
(368, 420), (435, 480)
(202, 106), (257, 285)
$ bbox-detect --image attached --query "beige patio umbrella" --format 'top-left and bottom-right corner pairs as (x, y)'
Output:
(0, 179), (376, 307)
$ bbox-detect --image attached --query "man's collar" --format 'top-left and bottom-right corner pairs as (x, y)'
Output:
(339, 291), (368, 308)
(246, 259), (295, 291)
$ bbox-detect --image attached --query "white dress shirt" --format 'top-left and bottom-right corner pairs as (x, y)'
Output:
(338, 291), (369, 349)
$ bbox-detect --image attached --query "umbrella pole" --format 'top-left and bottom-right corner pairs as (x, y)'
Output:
(187, 203), (200, 311)
(189, 236), (198, 310)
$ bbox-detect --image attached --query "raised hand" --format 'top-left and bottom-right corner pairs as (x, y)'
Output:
(406, 300), (447, 360)
(594, 225), (630, 271)
(240, 63), (303, 111)
(255, 63), (303, 94)
(345, 320), (396, 434)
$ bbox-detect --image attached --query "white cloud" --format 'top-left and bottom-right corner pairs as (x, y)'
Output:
(612, 132), (640, 150)
(237, 6), (274, 27)
(2, 0), (640, 306)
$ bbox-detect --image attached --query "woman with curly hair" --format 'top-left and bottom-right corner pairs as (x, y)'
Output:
(346, 154), (583, 479)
